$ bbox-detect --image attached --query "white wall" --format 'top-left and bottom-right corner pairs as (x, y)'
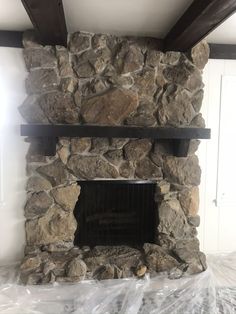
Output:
(198, 59), (236, 254)
(0, 48), (28, 264)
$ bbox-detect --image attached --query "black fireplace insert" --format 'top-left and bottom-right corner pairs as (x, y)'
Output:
(74, 180), (157, 247)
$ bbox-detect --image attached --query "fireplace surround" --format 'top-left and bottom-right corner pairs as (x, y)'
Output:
(18, 30), (210, 284)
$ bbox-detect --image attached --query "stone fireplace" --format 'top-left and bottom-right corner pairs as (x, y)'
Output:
(18, 30), (209, 285)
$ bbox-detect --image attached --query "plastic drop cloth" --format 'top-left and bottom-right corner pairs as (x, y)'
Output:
(0, 252), (235, 314)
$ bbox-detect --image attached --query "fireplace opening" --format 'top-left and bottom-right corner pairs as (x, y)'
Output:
(74, 180), (157, 247)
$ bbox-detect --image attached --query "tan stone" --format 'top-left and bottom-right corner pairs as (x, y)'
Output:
(51, 184), (80, 211)
(25, 205), (77, 245)
(163, 155), (201, 186)
(26, 176), (52, 192)
(190, 40), (210, 70)
(57, 146), (70, 164)
(124, 139), (152, 161)
(20, 256), (41, 271)
(71, 138), (91, 153)
(80, 88), (138, 125)
(66, 257), (87, 279)
(178, 186), (199, 217)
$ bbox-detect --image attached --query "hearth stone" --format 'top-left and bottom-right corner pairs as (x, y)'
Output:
(19, 30), (209, 284)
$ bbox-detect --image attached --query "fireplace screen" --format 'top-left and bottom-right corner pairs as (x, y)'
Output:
(74, 180), (157, 247)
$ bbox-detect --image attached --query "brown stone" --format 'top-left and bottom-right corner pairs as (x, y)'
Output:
(81, 88), (138, 125)
(90, 138), (109, 154)
(93, 47), (112, 73)
(37, 159), (71, 187)
(56, 47), (74, 77)
(69, 32), (91, 53)
(178, 186), (199, 217)
(190, 40), (210, 70)
(157, 84), (195, 126)
(39, 91), (79, 124)
(163, 155), (201, 186)
(60, 77), (77, 93)
(125, 113), (156, 127)
(19, 95), (48, 123)
(72, 50), (96, 77)
(93, 264), (115, 280)
(23, 47), (56, 70)
(68, 155), (119, 179)
(161, 52), (181, 65)
(104, 149), (123, 165)
(25, 191), (53, 219)
(25, 205), (77, 245)
(57, 146), (70, 164)
(155, 181), (170, 195)
(114, 43), (143, 74)
(133, 68), (156, 97)
(110, 138), (129, 149)
(26, 69), (58, 94)
(143, 243), (179, 272)
(51, 184), (80, 211)
(26, 176), (52, 192)
(135, 265), (147, 277)
(146, 50), (163, 67)
(66, 257), (87, 280)
(119, 161), (134, 178)
(190, 113), (206, 128)
(20, 256), (41, 272)
(71, 138), (91, 153)
(192, 89), (204, 113)
(135, 158), (163, 179)
(124, 139), (152, 161)
(158, 199), (193, 240)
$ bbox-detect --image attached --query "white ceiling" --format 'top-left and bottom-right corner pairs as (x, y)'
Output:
(207, 13), (236, 44)
(0, 0), (236, 43)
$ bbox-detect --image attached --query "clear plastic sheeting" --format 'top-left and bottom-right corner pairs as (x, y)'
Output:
(0, 253), (235, 314)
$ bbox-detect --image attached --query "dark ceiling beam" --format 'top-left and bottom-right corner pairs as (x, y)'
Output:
(209, 43), (236, 59)
(21, 0), (67, 46)
(164, 0), (236, 52)
(0, 31), (23, 48)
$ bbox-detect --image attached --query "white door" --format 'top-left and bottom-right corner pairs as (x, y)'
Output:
(198, 59), (236, 254)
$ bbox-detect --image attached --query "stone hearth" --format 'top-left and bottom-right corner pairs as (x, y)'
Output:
(18, 30), (209, 284)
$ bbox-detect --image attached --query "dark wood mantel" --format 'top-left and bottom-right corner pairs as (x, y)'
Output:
(21, 124), (211, 157)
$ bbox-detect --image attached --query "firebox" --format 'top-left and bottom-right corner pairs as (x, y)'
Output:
(74, 180), (157, 247)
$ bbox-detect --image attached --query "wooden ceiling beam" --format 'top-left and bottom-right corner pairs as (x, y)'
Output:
(0, 31), (23, 48)
(209, 43), (236, 59)
(164, 0), (236, 52)
(21, 0), (67, 46)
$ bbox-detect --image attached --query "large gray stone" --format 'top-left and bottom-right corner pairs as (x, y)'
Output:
(25, 205), (77, 245)
(114, 43), (143, 74)
(72, 50), (97, 77)
(39, 91), (79, 124)
(133, 68), (156, 97)
(135, 158), (163, 179)
(192, 89), (204, 113)
(146, 50), (163, 67)
(51, 184), (80, 211)
(143, 243), (179, 272)
(178, 186), (199, 217)
(37, 160), (71, 187)
(56, 46), (74, 77)
(71, 138), (91, 154)
(190, 40), (210, 70)
(68, 155), (119, 179)
(25, 69), (58, 94)
(104, 149), (123, 165)
(81, 88), (138, 125)
(163, 155), (201, 186)
(125, 113), (156, 127)
(158, 199), (193, 240)
(23, 47), (56, 70)
(19, 95), (48, 123)
(25, 191), (53, 219)
(26, 176), (52, 192)
(69, 32), (91, 53)
(124, 139), (152, 161)
(157, 84), (195, 126)
(66, 257), (87, 280)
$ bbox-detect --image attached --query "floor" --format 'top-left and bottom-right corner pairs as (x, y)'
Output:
(0, 252), (235, 314)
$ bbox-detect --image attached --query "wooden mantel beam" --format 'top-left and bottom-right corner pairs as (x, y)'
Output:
(164, 0), (236, 52)
(21, 0), (67, 46)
